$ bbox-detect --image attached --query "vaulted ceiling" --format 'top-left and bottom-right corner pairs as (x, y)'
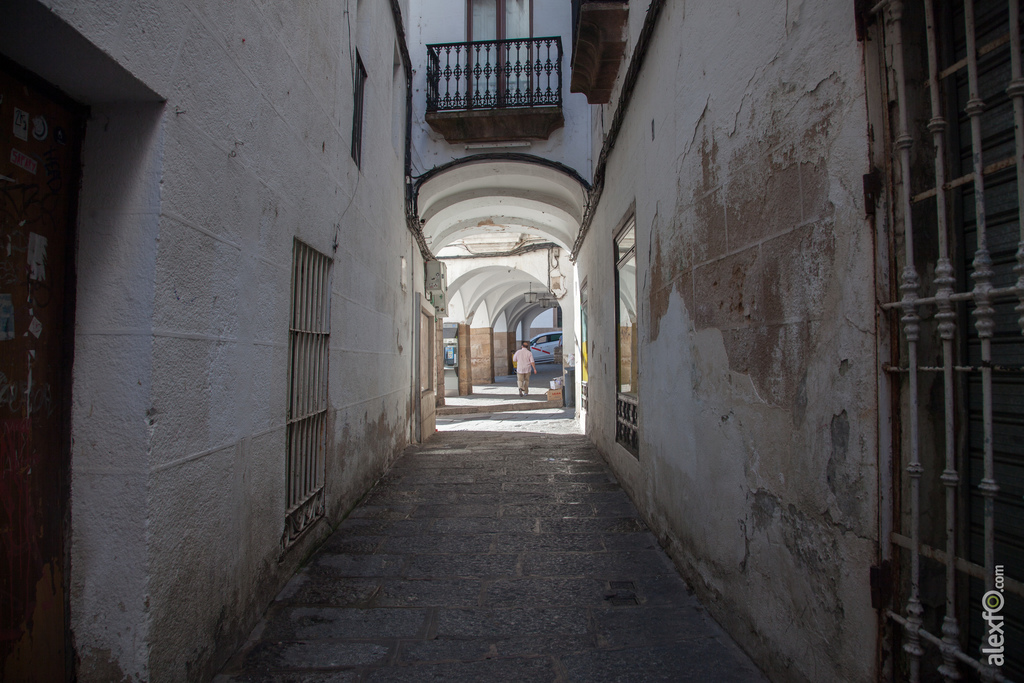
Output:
(417, 158), (588, 254)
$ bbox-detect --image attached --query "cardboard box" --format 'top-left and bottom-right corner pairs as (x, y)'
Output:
(546, 389), (563, 402)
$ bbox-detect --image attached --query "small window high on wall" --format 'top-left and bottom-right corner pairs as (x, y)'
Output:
(351, 52), (367, 168)
(614, 218), (638, 456)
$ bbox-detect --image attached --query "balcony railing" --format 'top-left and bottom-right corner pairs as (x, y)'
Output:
(426, 37), (563, 112)
(616, 392), (638, 457)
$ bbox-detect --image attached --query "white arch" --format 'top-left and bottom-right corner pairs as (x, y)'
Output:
(418, 159), (587, 255)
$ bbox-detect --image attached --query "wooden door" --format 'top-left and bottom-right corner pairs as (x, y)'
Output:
(0, 59), (83, 682)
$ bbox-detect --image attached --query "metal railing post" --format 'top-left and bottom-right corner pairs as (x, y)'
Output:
(889, 3), (925, 679)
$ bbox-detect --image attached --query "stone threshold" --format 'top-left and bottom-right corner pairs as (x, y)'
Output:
(436, 398), (563, 416)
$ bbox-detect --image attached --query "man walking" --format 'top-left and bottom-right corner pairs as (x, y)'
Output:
(512, 340), (537, 397)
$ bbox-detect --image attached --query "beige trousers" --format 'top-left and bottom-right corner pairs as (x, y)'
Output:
(517, 373), (530, 392)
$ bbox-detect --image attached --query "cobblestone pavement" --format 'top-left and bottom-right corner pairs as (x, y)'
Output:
(216, 426), (767, 682)
(443, 364), (565, 408)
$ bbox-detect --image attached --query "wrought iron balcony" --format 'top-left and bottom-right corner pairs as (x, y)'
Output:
(425, 37), (564, 143)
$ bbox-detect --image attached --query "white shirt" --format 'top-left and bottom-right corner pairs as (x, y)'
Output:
(513, 347), (535, 374)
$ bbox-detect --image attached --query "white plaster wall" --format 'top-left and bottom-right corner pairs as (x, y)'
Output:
(446, 289), (467, 324)
(469, 300), (490, 328)
(406, 0), (591, 178)
(575, 2), (877, 681)
(531, 309), (553, 328)
(71, 102), (165, 683)
(16, 0), (419, 680)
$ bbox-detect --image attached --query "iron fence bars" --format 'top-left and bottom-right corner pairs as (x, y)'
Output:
(923, 0), (963, 678)
(881, 1), (925, 676)
(426, 37), (563, 112)
(615, 392), (638, 455)
(874, 0), (1024, 680)
(1012, 0), (1024, 335)
(887, 3), (927, 679)
(963, 11), (1001, 658)
(284, 240), (332, 548)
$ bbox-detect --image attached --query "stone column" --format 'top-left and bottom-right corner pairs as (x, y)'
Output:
(470, 327), (494, 385)
(492, 328), (507, 378)
(507, 331), (517, 375)
(457, 324), (473, 396)
(435, 317), (445, 407)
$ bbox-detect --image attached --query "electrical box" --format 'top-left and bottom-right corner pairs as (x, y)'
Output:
(425, 261), (448, 315)
(425, 260), (447, 293)
(428, 289), (448, 316)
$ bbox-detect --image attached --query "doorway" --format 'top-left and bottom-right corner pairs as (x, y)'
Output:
(0, 58), (84, 682)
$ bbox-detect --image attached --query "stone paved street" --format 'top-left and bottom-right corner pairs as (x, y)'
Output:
(216, 416), (767, 682)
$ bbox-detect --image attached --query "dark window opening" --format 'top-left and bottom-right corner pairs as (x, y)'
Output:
(351, 52), (367, 168)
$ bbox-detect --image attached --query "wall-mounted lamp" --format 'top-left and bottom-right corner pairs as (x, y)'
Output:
(525, 282), (538, 304)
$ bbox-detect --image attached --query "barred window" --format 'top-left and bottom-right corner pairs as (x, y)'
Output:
(871, 1), (1024, 677)
(284, 240), (332, 547)
(614, 217), (638, 456)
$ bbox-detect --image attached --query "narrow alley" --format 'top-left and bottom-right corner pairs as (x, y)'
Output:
(6, 0), (1024, 680)
(215, 411), (766, 682)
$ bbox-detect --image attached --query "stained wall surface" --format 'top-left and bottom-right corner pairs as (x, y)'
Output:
(4, 0), (420, 680)
(573, 2), (878, 681)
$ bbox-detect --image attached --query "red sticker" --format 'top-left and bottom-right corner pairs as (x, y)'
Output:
(9, 148), (37, 175)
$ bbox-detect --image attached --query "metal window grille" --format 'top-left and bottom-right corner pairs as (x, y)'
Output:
(872, 1), (1024, 679)
(425, 37), (562, 112)
(615, 219), (638, 456)
(615, 393), (638, 455)
(351, 52), (367, 168)
(283, 240), (332, 548)
(581, 280), (589, 412)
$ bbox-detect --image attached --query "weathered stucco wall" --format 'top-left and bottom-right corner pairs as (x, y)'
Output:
(575, 2), (877, 681)
(9, 0), (419, 680)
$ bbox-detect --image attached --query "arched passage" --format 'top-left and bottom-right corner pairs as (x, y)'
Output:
(417, 156), (588, 252)
(418, 156), (585, 399)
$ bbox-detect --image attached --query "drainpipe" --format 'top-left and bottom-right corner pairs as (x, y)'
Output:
(412, 295), (422, 443)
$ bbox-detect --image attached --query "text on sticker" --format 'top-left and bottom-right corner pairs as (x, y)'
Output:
(10, 148), (37, 175)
